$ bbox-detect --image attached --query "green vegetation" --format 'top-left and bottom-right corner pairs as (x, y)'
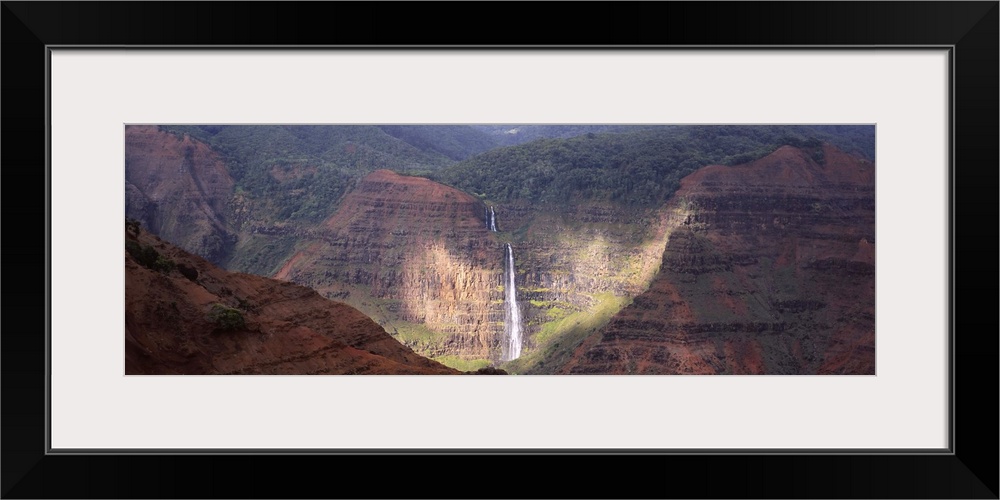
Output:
(142, 124), (873, 279)
(130, 124), (874, 372)
(388, 322), (496, 372)
(431, 356), (491, 372)
(225, 233), (300, 277)
(545, 306), (570, 321)
(154, 255), (176, 273)
(534, 293), (628, 347)
(433, 125), (875, 208)
(525, 299), (573, 321)
(390, 322), (451, 352)
(207, 303), (246, 331)
(377, 125), (498, 161)
(503, 292), (631, 374)
(125, 239), (176, 273)
(158, 125), (497, 226)
(155, 124), (872, 232)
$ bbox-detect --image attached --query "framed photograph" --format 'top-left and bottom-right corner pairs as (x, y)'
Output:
(4, 2), (995, 498)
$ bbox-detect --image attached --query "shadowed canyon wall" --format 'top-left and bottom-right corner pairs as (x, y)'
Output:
(125, 126), (237, 264)
(125, 228), (460, 375)
(124, 125), (875, 374)
(556, 145), (876, 374)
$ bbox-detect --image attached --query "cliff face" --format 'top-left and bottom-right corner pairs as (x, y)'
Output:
(272, 170), (499, 360)
(485, 201), (680, 372)
(121, 129), (671, 369)
(272, 170), (674, 367)
(125, 228), (459, 375)
(125, 125), (237, 264)
(558, 145), (876, 374)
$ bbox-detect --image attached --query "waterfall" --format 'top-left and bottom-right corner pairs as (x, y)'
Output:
(489, 206), (497, 232)
(502, 243), (523, 361)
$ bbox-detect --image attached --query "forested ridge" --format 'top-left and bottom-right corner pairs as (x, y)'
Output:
(433, 125), (874, 207)
(159, 125), (499, 222)
(159, 124), (873, 215)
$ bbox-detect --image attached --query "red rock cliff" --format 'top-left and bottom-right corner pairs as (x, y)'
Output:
(559, 144), (876, 374)
(125, 227), (460, 375)
(271, 170), (502, 360)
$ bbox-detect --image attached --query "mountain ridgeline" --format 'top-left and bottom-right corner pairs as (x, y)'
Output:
(433, 125), (874, 207)
(125, 124), (875, 374)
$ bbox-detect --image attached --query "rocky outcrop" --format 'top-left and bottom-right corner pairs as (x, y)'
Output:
(558, 145), (876, 374)
(125, 228), (459, 375)
(125, 125), (237, 264)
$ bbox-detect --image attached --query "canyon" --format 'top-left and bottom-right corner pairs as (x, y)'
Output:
(558, 144), (876, 374)
(124, 125), (876, 374)
(125, 125), (238, 264)
(269, 169), (676, 369)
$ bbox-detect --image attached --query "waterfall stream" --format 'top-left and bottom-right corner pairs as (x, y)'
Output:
(502, 243), (523, 361)
(490, 206), (521, 362)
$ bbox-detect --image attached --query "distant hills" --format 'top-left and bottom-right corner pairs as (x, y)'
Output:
(434, 125), (875, 207)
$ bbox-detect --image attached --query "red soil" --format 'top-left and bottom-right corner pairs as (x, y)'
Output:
(125, 230), (460, 375)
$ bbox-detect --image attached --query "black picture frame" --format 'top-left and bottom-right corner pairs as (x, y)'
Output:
(3, 2), (996, 498)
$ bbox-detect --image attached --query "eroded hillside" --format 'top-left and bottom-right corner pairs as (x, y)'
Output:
(556, 144), (876, 374)
(125, 225), (460, 375)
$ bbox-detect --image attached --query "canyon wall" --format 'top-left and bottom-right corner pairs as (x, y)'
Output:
(272, 170), (501, 361)
(271, 170), (676, 367)
(125, 126), (237, 264)
(124, 128), (876, 374)
(557, 145), (876, 374)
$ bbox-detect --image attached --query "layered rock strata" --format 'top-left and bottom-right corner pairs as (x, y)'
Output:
(125, 229), (459, 375)
(272, 170), (501, 360)
(125, 125), (237, 264)
(559, 145), (876, 374)
(273, 170), (673, 365)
